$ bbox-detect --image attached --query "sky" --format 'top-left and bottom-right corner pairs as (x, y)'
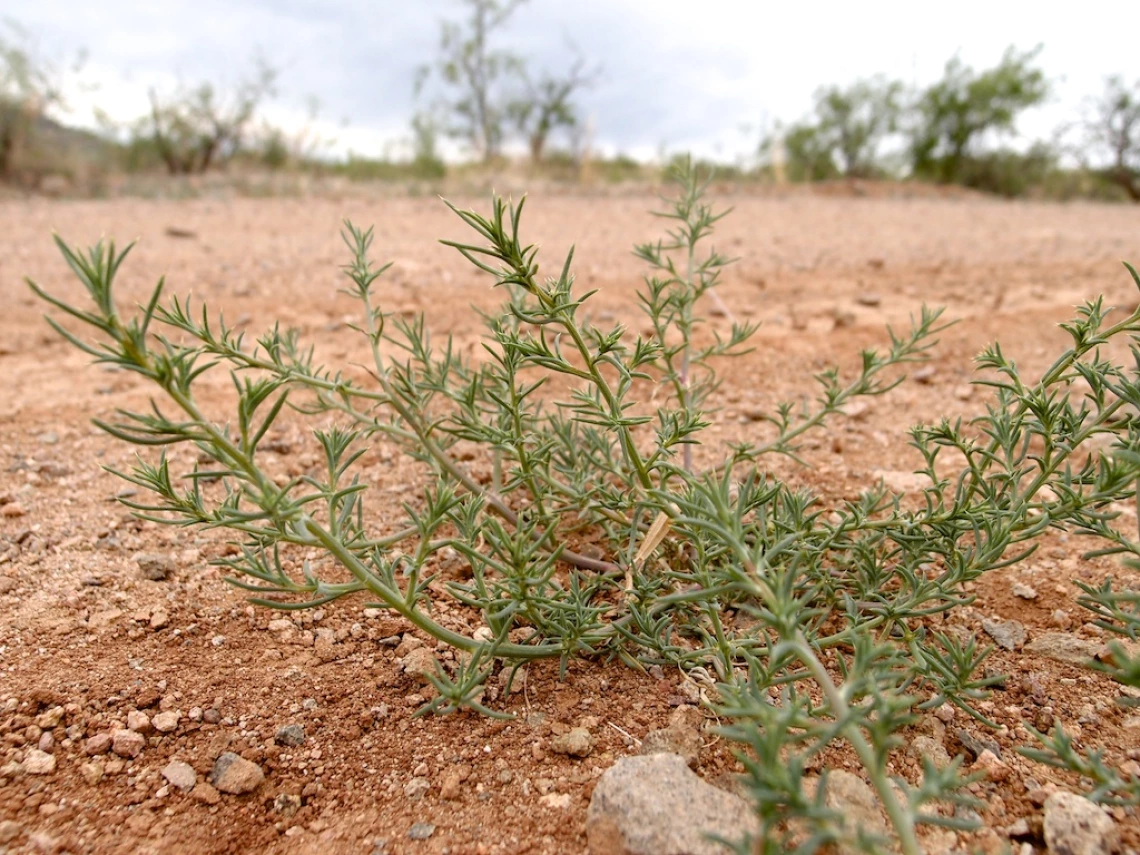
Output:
(11, 0), (1140, 164)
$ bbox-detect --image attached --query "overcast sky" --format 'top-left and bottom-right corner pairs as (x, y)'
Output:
(13, 0), (1140, 163)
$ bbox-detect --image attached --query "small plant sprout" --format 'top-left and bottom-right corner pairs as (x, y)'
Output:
(28, 159), (1140, 854)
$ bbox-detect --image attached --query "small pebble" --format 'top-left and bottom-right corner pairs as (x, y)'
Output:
(404, 777), (430, 801)
(1013, 583), (1038, 600)
(84, 729), (111, 756)
(440, 771), (463, 800)
(550, 727), (595, 758)
(913, 366), (937, 384)
(79, 761), (104, 785)
(153, 711), (180, 733)
(112, 729), (145, 759)
(407, 823), (435, 841)
(161, 760), (197, 792)
(23, 749), (55, 775)
(135, 553), (174, 581)
(275, 724), (306, 747)
(127, 710), (152, 733)
(210, 752), (264, 795)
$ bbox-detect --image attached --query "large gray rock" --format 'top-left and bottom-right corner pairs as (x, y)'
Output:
(1026, 633), (1105, 667)
(586, 753), (755, 855)
(1044, 792), (1118, 855)
(823, 770), (888, 854)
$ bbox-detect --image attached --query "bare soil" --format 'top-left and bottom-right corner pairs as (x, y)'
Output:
(2, 188), (1140, 854)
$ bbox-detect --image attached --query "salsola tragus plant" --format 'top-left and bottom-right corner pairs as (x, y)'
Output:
(28, 159), (1140, 854)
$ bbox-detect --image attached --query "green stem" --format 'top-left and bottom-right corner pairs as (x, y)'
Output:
(794, 632), (921, 855)
(558, 312), (654, 490)
(358, 289), (622, 575)
(303, 515), (561, 660)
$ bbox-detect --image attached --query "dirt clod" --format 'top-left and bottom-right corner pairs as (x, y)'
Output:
(110, 729), (145, 759)
(6, 193), (1140, 853)
(551, 727), (595, 758)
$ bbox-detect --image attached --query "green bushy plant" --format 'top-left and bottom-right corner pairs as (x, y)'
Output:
(28, 159), (1140, 853)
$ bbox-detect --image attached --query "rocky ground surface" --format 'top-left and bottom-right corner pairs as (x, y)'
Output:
(0, 187), (1139, 853)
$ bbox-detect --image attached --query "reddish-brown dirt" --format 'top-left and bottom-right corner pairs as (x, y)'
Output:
(2, 187), (1140, 854)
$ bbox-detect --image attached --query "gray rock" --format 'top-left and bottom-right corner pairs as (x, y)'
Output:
(161, 760), (197, 792)
(1013, 583), (1039, 600)
(399, 647), (439, 681)
(983, 617), (1028, 651)
(639, 706), (703, 767)
(1044, 792), (1118, 855)
(908, 735), (952, 771)
(639, 726), (701, 767)
(1026, 633), (1105, 667)
(274, 793), (302, 816)
(275, 724), (306, 747)
(407, 823), (436, 841)
(404, 777), (430, 800)
(823, 770), (888, 851)
(210, 752), (264, 795)
(586, 753), (755, 855)
(551, 727), (595, 758)
(954, 728), (1002, 760)
(135, 552), (175, 581)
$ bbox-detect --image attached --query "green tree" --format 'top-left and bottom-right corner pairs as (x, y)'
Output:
(409, 111), (447, 178)
(760, 122), (839, 182)
(783, 123), (840, 181)
(812, 76), (903, 177)
(760, 77), (902, 182)
(508, 54), (600, 165)
(1083, 76), (1140, 201)
(909, 46), (1048, 184)
(139, 59), (276, 175)
(419, 0), (526, 164)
